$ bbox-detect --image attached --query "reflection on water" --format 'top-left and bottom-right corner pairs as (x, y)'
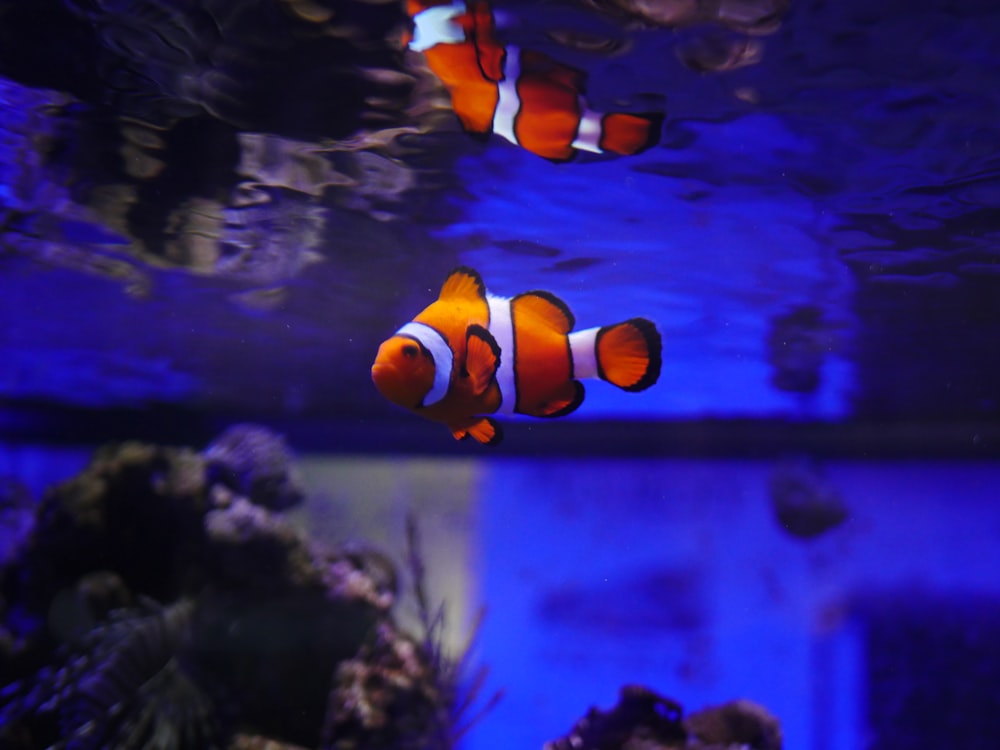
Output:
(1, 0), (998, 423)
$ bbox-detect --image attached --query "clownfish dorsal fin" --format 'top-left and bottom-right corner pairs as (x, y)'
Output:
(439, 266), (487, 302)
(452, 417), (503, 445)
(512, 290), (575, 334)
(464, 324), (501, 395)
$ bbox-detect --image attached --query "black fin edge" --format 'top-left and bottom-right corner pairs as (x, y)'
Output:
(466, 323), (501, 359)
(599, 111), (666, 155)
(444, 266), (488, 299)
(513, 289), (576, 330)
(539, 380), (585, 418)
(596, 317), (663, 392)
(463, 323), (501, 380)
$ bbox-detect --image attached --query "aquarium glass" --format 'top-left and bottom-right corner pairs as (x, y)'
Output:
(1, 0), (998, 749)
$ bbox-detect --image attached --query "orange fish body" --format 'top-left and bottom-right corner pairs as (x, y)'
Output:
(405, 0), (663, 161)
(372, 267), (662, 444)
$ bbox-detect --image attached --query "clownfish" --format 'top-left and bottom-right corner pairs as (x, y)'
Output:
(404, 0), (664, 161)
(371, 267), (662, 445)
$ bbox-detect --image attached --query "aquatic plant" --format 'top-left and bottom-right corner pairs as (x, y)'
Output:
(402, 515), (503, 747)
(319, 515), (502, 750)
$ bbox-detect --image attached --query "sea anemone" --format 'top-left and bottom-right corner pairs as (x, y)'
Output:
(0, 597), (226, 750)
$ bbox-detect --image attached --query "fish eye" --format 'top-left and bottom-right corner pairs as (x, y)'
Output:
(402, 344), (419, 358)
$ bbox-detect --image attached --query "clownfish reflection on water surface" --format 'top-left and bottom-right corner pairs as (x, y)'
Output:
(404, 0), (664, 161)
(371, 267), (662, 445)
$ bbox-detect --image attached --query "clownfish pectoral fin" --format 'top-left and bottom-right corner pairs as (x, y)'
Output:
(464, 324), (501, 395)
(439, 266), (487, 302)
(600, 112), (664, 156)
(538, 380), (585, 418)
(451, 417), (503, 445)
(596, 317), (663, 392)
(512, 290), (575, 334)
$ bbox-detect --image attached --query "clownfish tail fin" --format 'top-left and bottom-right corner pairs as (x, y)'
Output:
(600, 112), (664, 156)
(594, 318), (662, 392)
(451, 417), (503, 446)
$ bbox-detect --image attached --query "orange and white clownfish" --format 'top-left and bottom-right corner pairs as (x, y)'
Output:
(404, 0), (664, 162)
(371, 266), (662, 445)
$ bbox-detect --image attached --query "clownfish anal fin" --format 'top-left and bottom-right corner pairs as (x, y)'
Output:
(451, 417), (503, 446)
(538, 380), (585, 418)
(439, 266), (487, 302)
(464, 324), (501, 395)
(512, 290), (575, 334)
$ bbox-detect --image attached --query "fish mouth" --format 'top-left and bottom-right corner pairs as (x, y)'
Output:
(371, 362), (391, 386)
(371, 362), (399, 399)
(371, 362), (424, 410)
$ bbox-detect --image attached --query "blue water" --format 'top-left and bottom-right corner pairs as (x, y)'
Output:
(0, 0), (997, 430)
(1, 0), (999, 749)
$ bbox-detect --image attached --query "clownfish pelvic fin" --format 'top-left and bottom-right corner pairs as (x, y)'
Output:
(452, 416), (503, 445)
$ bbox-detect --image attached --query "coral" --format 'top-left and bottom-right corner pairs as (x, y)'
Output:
(320, 516), (501, 750)
(204, 424), (304, 512)
(769, 459), (849, 540)
(544, 686), (782, 750)
(0, 442), (208, 622)
(543, 685), (687, 750)
(1, 427), (783, 750)
(685, 699), (783, 750)
(230, 735), (312, 750)
(322, 621), (442, 750)
(0, 427), (480, 750)
(765, 306), (844, 396)
(0, 476), (34, 568)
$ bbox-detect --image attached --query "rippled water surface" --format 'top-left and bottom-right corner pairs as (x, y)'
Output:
(1, 0), (998, 440)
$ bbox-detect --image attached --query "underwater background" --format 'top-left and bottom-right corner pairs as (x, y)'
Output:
(1, 0), (999, 748)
